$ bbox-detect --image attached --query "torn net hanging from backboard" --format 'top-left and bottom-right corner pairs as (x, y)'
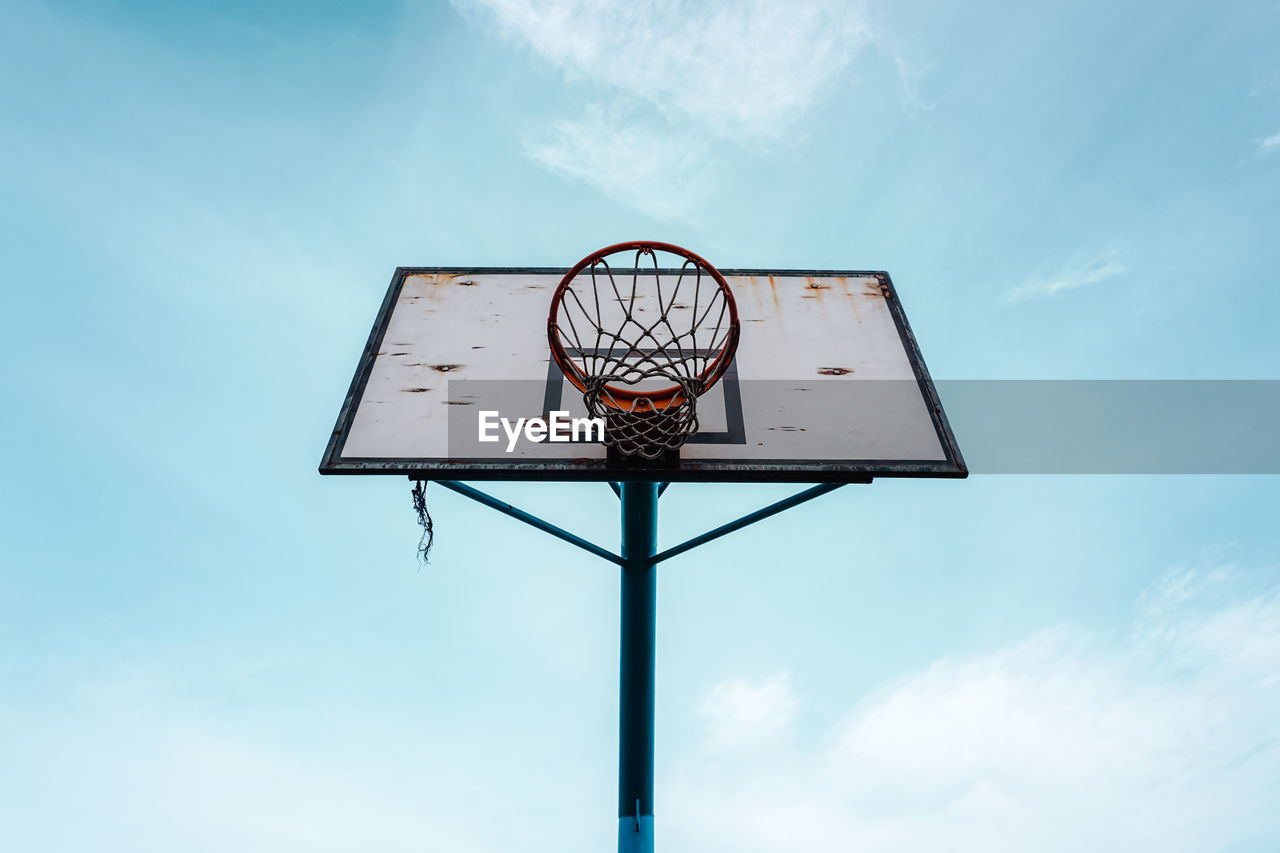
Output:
(411, 480), (433, 564)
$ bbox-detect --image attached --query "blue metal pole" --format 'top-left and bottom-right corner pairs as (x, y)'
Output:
(618, 480), (658, 853)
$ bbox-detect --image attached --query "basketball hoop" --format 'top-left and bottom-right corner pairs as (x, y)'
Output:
(324, 237), (967, 853)
(548, 241), (740, 459)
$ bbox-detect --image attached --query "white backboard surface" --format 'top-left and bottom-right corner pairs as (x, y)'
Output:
(320, 268), (965, 482)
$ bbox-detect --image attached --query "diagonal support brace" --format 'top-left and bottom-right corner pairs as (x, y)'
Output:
(430, 480), (624, 565)
(428, 480), (849, 569)
(650, 482), (846, 566)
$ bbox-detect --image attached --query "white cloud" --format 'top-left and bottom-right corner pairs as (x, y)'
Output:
(667, 569), (1280, 852)
(699, 672), (799, 753)
(455, 0), (871, 138)
(524, 104), (713, 219)
(456, 0), (873, 218)
(1261, 129), (1280, 150)
(1004, 247), (1126, 303)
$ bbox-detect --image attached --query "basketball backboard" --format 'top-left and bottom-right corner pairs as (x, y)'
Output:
(320, 265), (965, 482)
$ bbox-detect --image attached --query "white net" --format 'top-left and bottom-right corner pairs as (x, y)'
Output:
(549, 243), (739, 460)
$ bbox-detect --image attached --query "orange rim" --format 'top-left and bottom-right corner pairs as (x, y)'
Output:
(547, 241), (740, 411)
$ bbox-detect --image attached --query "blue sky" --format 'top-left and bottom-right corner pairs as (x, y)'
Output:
(2, 1), (1278, 850)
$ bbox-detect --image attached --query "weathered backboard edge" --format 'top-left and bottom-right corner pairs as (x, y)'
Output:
(319, 267), (967, 483)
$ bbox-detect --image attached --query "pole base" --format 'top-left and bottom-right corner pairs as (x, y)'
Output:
(617, 815), (653, 853)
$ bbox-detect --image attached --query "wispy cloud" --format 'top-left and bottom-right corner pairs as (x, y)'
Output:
(699, 672), (799, 753)
(877, 41), (941, 115)
(1247, 65), (1280, 98)
(1260, 129), (1280, 151)
(666, 568), (1280, 852)
(455, 0), (872, 218)
(456, 0), (871, 138)
(1004, 247), (1126, 304)
(523, 104), (714, 220)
